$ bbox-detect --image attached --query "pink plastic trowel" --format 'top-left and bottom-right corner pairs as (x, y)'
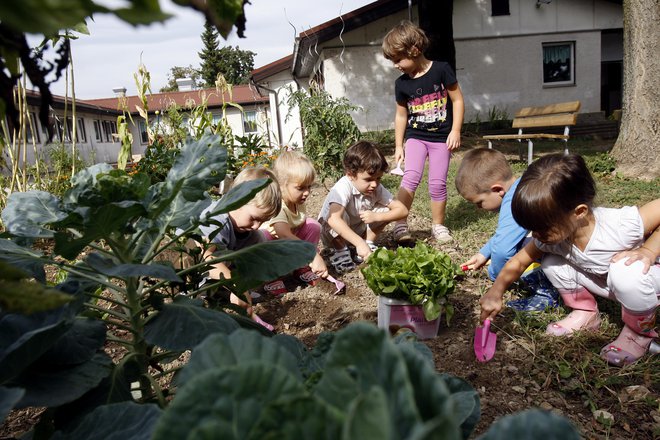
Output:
(326, 275), (346, 295)
(390, 159), (404, 176)
(474, 319), (497, 362)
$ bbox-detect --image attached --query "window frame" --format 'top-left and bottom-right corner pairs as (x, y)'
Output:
(94, 120), (102, 141)
(242, 110), (258, 134)
(139, 120), (149, 144)
(77, 117), (87, 142)
(542, 41), (576, 87)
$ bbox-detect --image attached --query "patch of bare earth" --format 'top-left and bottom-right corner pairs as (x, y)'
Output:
(253, 155), (657, 440)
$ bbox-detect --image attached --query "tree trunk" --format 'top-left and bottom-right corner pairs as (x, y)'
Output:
(418, 0), (456, 72)
(610, 0), (660, 179)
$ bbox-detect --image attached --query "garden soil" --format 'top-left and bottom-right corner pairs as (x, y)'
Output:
(249, 165), (657, 440)
(2, 147), (657, 440)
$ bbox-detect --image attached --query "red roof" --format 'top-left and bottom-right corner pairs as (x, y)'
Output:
(251, 54), (293, 83)
(82, 84), (268, 114)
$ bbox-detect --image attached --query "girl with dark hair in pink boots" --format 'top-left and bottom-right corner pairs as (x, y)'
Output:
(479, 153), (659, 366)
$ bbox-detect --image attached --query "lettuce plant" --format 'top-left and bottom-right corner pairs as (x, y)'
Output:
(361, 242), (463, 322)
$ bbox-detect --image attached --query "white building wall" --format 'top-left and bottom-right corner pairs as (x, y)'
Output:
(317, 0), (621, 131)
(321, 10), (412, 132)
(456, 31), (602, 122)
(256, 70), (304, 149)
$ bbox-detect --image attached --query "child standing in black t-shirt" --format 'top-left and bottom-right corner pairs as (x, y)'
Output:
(382, 20), (465, 245)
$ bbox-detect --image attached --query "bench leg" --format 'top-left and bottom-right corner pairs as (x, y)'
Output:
(488, 140), (492, 149)
(527, 140), (533, 165)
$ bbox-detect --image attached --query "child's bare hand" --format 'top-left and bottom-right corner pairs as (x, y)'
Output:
(356, 243), (372, 260)
(479, 288), (503, 322)
(446, 130), (461, 151)
(311, 254), (329, 279)
(611, 246), (655, 274)
(359, 210), (378, 224)
(462, 253), (487, 270)
(394, 147), (404, 165)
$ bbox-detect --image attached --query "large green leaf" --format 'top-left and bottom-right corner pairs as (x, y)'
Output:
(177, 330), (301, 386)
(252, 394), (344, 440)
(314, 323), (422, 438)
(0, 0), (108, 36)
(343, 387), (392, 439)
(165, 134), (227, 202)
(478, 408), (581, 439)
(439, 373), (481, 440)
(53, 201), (146, 260)
(0, 386), (24, 425)
(143, 296), (238, 350)
(202, 178), (270, 221)
(0, 310), (72, 383)
(155, 193), (211, 230)
(152, 364), (306, 440)
(51, 401), (162, 440)
(13, 352), (112, 408)
(84, 253), (181, 282)
(2, 191), (67, 238)
(39, 318), (106, 366)
(0, 241), (45, 280)
(62, 163), (114, 207)
(219, 240), (315, 292)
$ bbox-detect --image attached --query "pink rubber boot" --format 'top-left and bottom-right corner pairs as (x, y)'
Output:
(600, 308), (657, 366)
(546, 288), (601, 336)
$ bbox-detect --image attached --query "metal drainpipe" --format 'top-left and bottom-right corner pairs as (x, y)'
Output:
(251, 79), (283, 147)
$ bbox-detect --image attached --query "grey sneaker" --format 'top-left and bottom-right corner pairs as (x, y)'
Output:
(431, 224), (452, 244)
(393, 222), (415, 245)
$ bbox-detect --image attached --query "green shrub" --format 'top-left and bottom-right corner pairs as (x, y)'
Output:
(287, 88), (360, 181)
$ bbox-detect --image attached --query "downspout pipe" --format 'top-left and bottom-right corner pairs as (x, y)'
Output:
(252, 79), (283, 147)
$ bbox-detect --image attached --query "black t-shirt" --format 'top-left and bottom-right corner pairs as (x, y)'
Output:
(394, 61), (458, 143)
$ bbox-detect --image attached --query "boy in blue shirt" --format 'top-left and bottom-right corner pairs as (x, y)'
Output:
(455, 148), (559, 311)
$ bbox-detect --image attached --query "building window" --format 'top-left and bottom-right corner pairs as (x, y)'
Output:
(243, 111), (258, 134)
(139, 121), (148, 144)
(491, 0), (510, 16)
(102, 120), (116, 142)
(77, 118), (87, 142)
(543, 41), (575, 86)
(94, 120), (102, 141)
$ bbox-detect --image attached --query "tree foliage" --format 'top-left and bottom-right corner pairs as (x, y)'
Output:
(160, 65), (204, 92)
(199, 20), (223, 87)
(214, 45), (255, 85)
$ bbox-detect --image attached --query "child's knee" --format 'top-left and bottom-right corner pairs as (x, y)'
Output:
(608, 259), (660, 312)
(401, 172), (422, 192)
(541, 254), (576, 290)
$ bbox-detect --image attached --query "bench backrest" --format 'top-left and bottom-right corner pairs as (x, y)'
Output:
(512, 101), (581, 129)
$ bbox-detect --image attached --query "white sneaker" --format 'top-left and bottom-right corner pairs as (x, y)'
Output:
(431, 224), (452, 244)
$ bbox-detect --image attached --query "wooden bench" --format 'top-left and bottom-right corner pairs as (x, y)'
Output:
(483, 101), (581, 164)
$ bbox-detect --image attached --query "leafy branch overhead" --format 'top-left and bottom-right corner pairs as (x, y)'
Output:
(0, 0), (250, 137)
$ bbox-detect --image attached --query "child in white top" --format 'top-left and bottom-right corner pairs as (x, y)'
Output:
(318, 141), (408, 273)
(479, 154), (659, 366)
(261, 151), (328, 294)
